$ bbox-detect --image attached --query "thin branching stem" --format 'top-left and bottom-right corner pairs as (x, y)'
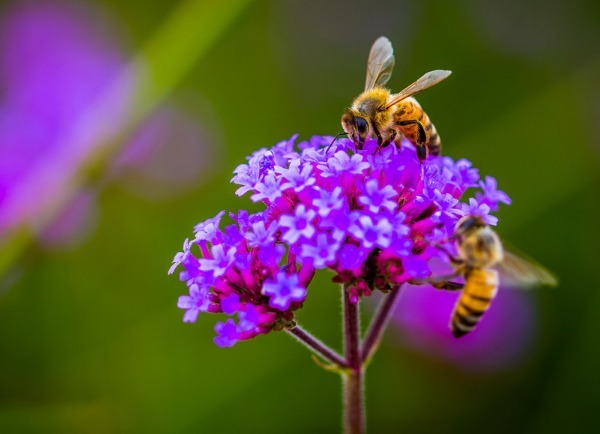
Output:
(361, 285), (403, 364)
(285, 325), (348, 368)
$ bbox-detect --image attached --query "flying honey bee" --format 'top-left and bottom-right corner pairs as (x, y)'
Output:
(341, 36), (451, 161)
(419, 215), (557, 338)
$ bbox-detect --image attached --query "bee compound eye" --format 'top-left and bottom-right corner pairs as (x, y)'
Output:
(354, 117), (368, 136)
(459, 218), (471, 228)
(456, 216), (481, 233)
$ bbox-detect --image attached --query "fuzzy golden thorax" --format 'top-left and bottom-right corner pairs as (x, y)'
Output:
(342, 87), (397, 148)
(352, 87), (395, 130)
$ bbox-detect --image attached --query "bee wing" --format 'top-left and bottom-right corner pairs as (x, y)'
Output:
(496, 249), (558, 289)
(385, 70), (452, 109)
(364, 36), (395, 90)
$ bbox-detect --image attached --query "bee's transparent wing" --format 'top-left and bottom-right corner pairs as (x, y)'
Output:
(385, 70), (451, 109)
(496, 249), (558, 289)
(365, 36), (395, 90)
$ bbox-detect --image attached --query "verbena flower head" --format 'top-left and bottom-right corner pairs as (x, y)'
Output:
(170, 135), (511, 347)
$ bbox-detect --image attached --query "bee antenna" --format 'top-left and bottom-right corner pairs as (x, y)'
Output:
(326, 132), (348, 153)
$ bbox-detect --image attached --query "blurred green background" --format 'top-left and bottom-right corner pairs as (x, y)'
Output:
(1, 0), (599, 433)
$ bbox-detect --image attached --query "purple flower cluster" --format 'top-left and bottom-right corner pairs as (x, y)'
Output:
(170, 135), (510, 347)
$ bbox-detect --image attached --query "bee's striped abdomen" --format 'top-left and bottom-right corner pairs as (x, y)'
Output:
(450, 269), (499, 338)
(393, 97), (442, 157)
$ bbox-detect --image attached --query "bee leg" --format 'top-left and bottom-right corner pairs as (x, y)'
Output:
(431, 280), (465, 291)
(433, 243), (464, 266)
(372, 123), (384, 150)
(380, 130), (397, 148)
(410, 272), (461, 287)
(416, 144), (427, 162)
(397, 120), (427, 162)
(393, 131), (403, 147)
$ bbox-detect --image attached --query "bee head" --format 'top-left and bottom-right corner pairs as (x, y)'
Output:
(454, 215), (486, 236)
(341, 111), (369, 149)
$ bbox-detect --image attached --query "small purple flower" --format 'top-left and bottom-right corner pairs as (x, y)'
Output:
(221, 293), (241, 315)
(244, 220), (278, 247)
(279, 204), (317, 244)
(232, 148), (271, 196)
(439, 158), (480, 188)
(401, 256), (430, 279)
(271, 134), (299, 165)
(430, 189), (461, 216)
(338, 244), (368, 272)
(194, 211), (225, 241)
(358, 179), (398, 213)
(262, 271), (307, 311)
(301, 233), (340, 268)
(169, 238), (193, 275)
(320, 151), (370, 177)
(178, 284), (212, 323)
(214, 319), (240, 348)
(320, 207), (356, 240)
(251, 173), (283, 203)
(199, 244), (237, 278)
(298, 135), (333, 152)
(256, 243), (286, 266)
(476, 176), (512, 211)
(313, 186), (345, 217)
(387, 213), (412, 256)
(461, 198), (498, 226)
(238, 304), (262, 332)
(278, 159), (316, 192)
(349, 215), (393, 249)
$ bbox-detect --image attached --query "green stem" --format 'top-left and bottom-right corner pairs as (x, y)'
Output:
(361, 286), (403, 364)
(285, 325), (347, 368)
(343, 287), (364, 434)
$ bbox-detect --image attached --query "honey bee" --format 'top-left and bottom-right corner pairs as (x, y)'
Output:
(341, 36), (451, 161)
(422, 215), (557, 338)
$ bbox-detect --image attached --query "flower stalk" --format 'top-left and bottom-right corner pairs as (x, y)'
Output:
(285, 325), (347, 368)
(361, 286), (403, 364)
(343, 286), (364, 434)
